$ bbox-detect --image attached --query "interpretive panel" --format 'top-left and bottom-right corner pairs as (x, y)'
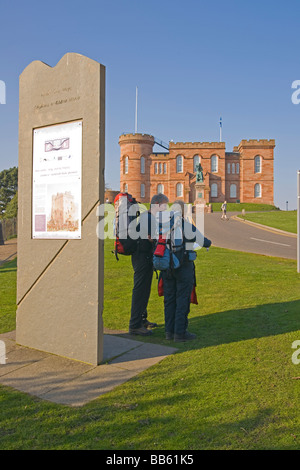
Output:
(32, 121), (82, 239)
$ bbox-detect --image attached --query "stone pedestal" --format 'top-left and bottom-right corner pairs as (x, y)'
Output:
(194, 182), (206, 205)
(193, 182), (212, 213)
(16, 53), (105, 365)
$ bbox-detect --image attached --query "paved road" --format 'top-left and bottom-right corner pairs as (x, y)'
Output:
(0, 216), (297, 262)
(203, 212), (297, 260)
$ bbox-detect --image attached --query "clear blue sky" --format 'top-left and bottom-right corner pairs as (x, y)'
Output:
(0, 0), (300, 209)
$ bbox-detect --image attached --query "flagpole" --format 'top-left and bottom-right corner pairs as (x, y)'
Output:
(219, 117), (222, 142)
(135, 86), (138, 134)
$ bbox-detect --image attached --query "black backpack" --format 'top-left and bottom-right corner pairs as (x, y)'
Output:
(113, 192), (140, 260)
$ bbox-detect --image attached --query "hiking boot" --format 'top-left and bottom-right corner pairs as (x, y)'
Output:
(165, 332), (174, 340)
(174, 331), (197, 342)
(143, 320), (158, 328)
(129, 326), (153, 336)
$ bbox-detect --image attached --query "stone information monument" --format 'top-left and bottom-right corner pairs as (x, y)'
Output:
(16, 53), (105, 365)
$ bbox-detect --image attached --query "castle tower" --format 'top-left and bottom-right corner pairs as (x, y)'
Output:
(238, 139), (275, 204)
(119, 133), (155, 201)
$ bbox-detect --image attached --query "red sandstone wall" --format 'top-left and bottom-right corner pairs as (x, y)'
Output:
(150, 142), (226, 203)
(225, 153), (241, 202)
(238, 140), (275, 205)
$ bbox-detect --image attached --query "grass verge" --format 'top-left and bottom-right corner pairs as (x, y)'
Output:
(209, 202), (279, 212)
(237, 211), (297, 234)
(0, 258), (17, 333)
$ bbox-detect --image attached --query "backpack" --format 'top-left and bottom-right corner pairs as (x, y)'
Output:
(113, 192), (140, 260)
(158, 271), (198, 305)
(153, 210), (191, 271)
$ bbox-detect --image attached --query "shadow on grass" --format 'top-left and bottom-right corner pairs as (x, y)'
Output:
(0, 267), (17, 274)
(0, 383), (298, 450)
(183, 299), (300, 349)
(0, 258), (17, 274)
(147, 299), (300, 350)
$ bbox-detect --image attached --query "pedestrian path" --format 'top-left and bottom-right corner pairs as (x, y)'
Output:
(0, 238), (17, 265)
(0, 330), (177, 407)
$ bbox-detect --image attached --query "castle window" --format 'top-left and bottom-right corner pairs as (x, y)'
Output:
(154, 163), (158, 174)
(163, 163), (167, 174)
(157, 184), (164, 194)
(211, 183), (218, 197)
(232, 163), (235, 174)
(159, 163), (162, 174)
(124, 183), (128, 193)
(141, 157), (145, 174)
(193, 155), (200, 172)
(227, 163), (231, 174)
(230, 184), (237, 198)
(254, 183), (261, 198)
(124, 157), (128, 174)
(140, 183), (145, 198)
(254, 156), (261, 173)
(176, 183), (183, 197)
(211, 155), (218, 173)
(176, 155), (183, 173)
(236, 163), (240, 174)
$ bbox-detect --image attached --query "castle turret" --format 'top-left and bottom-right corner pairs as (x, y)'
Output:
(119, 133), (154, 201)
(238, 139), (275, 204)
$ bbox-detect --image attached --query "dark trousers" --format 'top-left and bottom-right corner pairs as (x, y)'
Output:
(161, 261), (194, 336)
(130, 251), (154, 329)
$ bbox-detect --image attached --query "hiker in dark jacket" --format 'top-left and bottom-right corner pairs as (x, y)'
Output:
(129, 193), (169, 336)
(160, 200), (211, 342)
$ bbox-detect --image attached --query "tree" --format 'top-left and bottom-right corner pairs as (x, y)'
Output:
(4, 191), (18, 218)
(0, 167), (18, 217)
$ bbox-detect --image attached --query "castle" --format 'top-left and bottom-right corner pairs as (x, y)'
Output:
(48, 191), (79, 231)
(119, 133), (275, 205)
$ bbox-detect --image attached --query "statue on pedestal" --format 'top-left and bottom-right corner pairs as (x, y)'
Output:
(196, 163), (204, 183)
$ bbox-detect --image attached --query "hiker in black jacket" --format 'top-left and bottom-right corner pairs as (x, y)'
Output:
(129, 193), (169, 336)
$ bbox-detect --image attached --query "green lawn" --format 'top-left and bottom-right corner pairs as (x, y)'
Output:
(210, 202), (279, 212)
(139, 202), (278, 213)
(0, 258), (17, 333)
(237, 211), (297, 234)
(0, 244), (300, 450)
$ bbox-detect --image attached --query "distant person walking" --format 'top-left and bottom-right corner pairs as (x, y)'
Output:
(221, 201), (228, 220)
